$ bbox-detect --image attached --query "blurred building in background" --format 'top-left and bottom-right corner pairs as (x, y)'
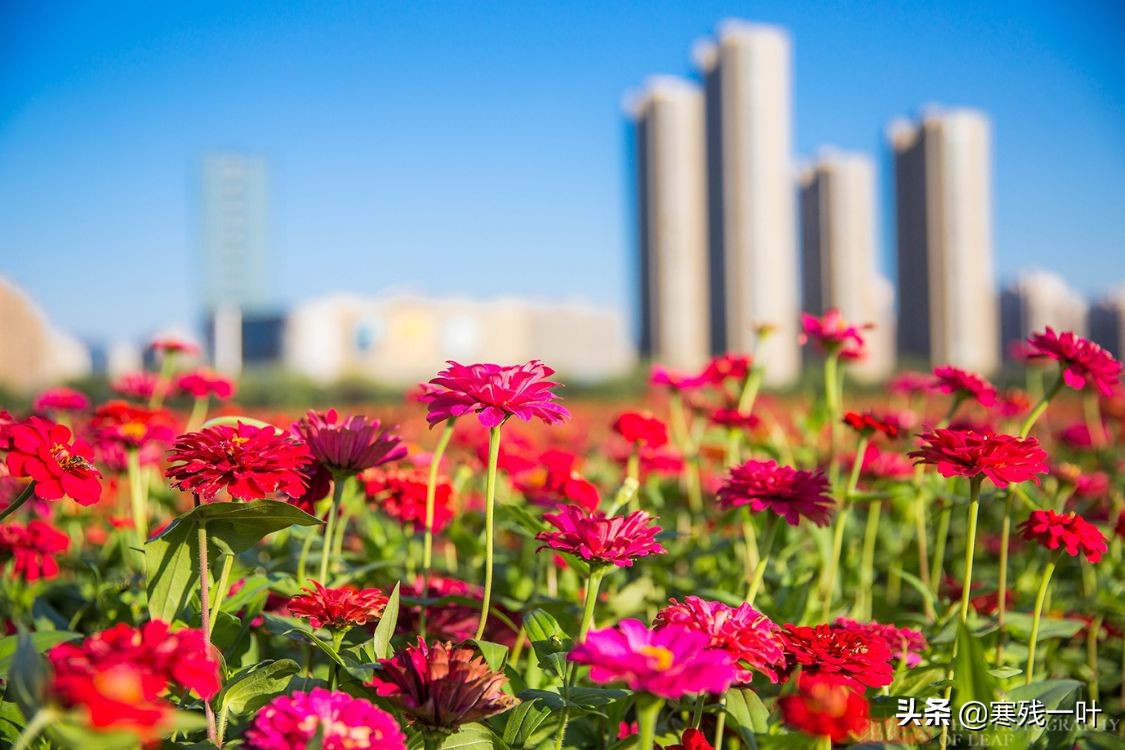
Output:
(696, 21), (800, 386)
(630, 76), (711, 372)
(799, 150), (895, 381)
(0, 277), (90, 393)
(1000, 270), (1089, 359)
(1089, 286), (1125, 359)
(890, 108), (999, 374)
(285, 293), (635, 384)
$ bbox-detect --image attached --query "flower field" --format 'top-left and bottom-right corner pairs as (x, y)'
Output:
(0, 318), (1123, 749)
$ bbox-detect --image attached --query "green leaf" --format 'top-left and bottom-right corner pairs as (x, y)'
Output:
(725, 687), (769, 743)
(371, 582), (400, 660)
(953, 619), (997, 705)
(501, 700), (551, 749)
(0, 631), (78, 673)
(523, 609), (572, 679)
(147, 499), (321, 622)
(1006, 679), (1082, 748)
(472, 639), (509, 672)
(1003, 613), (1084, 641)
(218, 659), (300, 716)
(8, 633), (49, 721)
(440, 722), (511, 749)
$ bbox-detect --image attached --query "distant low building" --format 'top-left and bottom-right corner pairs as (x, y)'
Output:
(1000, 270), (1088, 360)
(285, 293), (636, 385)
(1089, 286), (1125, 359)
(0, 277), (90, 393)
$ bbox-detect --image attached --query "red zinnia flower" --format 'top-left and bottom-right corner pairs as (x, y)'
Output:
(832, 618), (928, 668)
(909, 428), (1048, 489)
(536, 505), (666, 567)
(1019, 510), (1108, 563)
(397, 575), (520, 646)
(0, 520), (70, 581)
(370, 639), (519, 733)
(889, 371), (934, 396)
(779, 623), (895, 690)
(931, 366), (998, 407)
(165, 422), (310, 501)
(362, 465), (454, 531)
(665, 728), (715, 750)
(112, 372), (160, 402)
(512, 449), (600, 512)
(654, 596), (786, 682)
(175, 369), (236, 401)
(703, 353), (753, 385)
(855, 443), (914, 481)
(709, 408), (761, 430)
(843, 411), (900, 439)
(90, 401), (177, 448)
(612, 411), (669, 448)
(289, 580), (389, 630)
(798, 309), (867, 359)
(6, 416), (102, 506)
(1026, 327), (1123, 397)
(33, 387), (90, 413)
(426, 360), (570, 428)
(779, 673), (870, 742)
(294, 409), (406, 477)
(718, 460), (834, 527)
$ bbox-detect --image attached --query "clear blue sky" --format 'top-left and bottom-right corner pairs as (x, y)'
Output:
(2, 1), (1123, 343)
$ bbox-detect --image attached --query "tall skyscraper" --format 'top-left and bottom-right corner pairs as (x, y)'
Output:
(799, 151), (895, 380)
(630, 77), (711, 371)
(889, 108), (999, 374)
(200, 153), (270, 315)
(696, 21), (800, 385)
(999, 270), (1088, 359)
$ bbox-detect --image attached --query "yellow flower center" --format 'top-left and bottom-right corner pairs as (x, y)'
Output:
(121, 422), (147, 439)
(639, 645), (675, 671)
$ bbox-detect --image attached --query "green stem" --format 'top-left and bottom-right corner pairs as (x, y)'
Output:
(296, 526), (316, 586)
(712, 694), (727, 750)
(740, 511), (759, 591)
(821, 504), (850, 621)
(746, 515), (779, 605)
(957, 478), (983, 624)
(149, 352), (177, 409)
(186, 396), (210, 432)
(127, 448), (148, 556)
(930, 497), (952, 598)
(635, 695), (664, 750)
(994, 492), (1014, 662)
(475, 426), (502, 641)
(626, 447), (640, 483)
(912, 494), (934, 619)
(578, 567), (606, 641)
(858, 499), (882, 620)
(816, 736), (833, 750)
(319, 477), (347, 584)
(0, 483), (35, 523)
(1087, 613), (1101, 702)
(198, 521), (218, 745)
(208, 553), (234, 639)
(1026, 553), (1060, 684)
(824, 352), (842, 483)
(421, 421), (456, 637)
(939, 394), (965, 429)
(1020, 375), (1065, 438)
(12, 708), (55, 750)
(1083, 391), (1106, 448)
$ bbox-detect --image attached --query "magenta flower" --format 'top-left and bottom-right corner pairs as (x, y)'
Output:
(909, 428), (1048, 489)
(718, 460), (835, 527)
(798, 309), (867, 359)
(654, 596), (786, 682)
(293, 409), (406, 477)
(569, 619), (738, 698)
(649, 366), (710, 391)
(245, 688), (406, 750)
(931, 366), (998, 407)
(1026, 327), (1122, 397)
(536, 505), (666, 567)
(426, 360), (570, 428)
(176, 370), (236, 401)
(165, 422), (310, 501)
(33, 387), (90, 413)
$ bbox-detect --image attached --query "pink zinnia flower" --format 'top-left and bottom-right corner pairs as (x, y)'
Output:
(293, 409), (406, 477)
(1019, 510), (1108, 563)
(288, 580), (389, 630)
(1026, 327), (1123, 397)
(569, 619), (738, 698)
(536, 505), (666, 567)
(856, 443), (914, 481)
(909, 428), (1048, 489)
(650, 366), (709, 391)
(175, 370), (236, 401)
(165, 422), (310, 501)
(931, 366), (998, 407)
(33, 387), (90, 413)
(654, 596), (786, 682)
(245, 688), (406, 750)
(798, 309), (867, 359)
(370, 639), (518, 733)
(889, 371), (934, 396)
(426, 360), (570, 428)
(718, 460), (834, 527)
(112, 372), (160, 401)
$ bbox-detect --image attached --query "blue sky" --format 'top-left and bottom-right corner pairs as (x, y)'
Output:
(2, 1), (1123, 343)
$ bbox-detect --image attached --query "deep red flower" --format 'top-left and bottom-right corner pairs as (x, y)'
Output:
(703, 353), (753, 385)
(287, 460), (334, 515)
(33, 387), (90, 413)
(362, 466), (454, 532)
(654, 596), (786, 682)
(718, 460), (834, 527)
(709, 408), (761, 430)
(6, 416), (102, 505)
(931, 366), (998, 407)
(665, 728), (715, 750)
(997, 389), (1032, 418)
(779, 673), (870, 742)
(397, 575), (520, 646)
(370, 639), (518, 732)
(909, 428), (1048, 488)
(1019, 509), (1108, 563)
(832, 618), (927, 668)
(1027, 327), (1123, 397)
(843, 411), (900, 439)
(940, 575), (1016, 616)
(294, 409), (406, 477)
(165, 422), (310, 501)
(798, 309), (867, 359)
(175, 369), (236, 401)
(1116, 510), (1125, 541)
(289, 580), (389, 630)
(612, 411), (669, 448)
(48, 620), (219, 735)
(536, 505), (666, 567)
(513, 449), (600, 512)
(90, 401), (177, 448)
(111, 372), (160, 401)
(0, 520), (70, 581)
(426, 360), (570, 428)
(779, 623), (895, 690)
(855, 443), (914, 481)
